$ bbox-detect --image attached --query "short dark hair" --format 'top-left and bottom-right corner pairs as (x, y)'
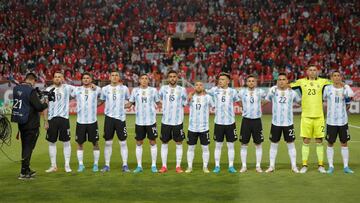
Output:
(81, 72), (92, 79)
(218, 72), (231, 80)
(25, 72), (37, 81)
(246, 74), (256, 80)
(194, 80), (203, 84)
(167, 70), (178, 77)
(53, 70), (63, 77)
(307, 65), (319, 70)
(139, 73), (148, 78)
(278, 72), (287, 77)
(331, 70), (341, 75)
(110, 70), (120, 75)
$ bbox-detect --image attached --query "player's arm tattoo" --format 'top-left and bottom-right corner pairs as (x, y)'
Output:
(156, 101), (162, 109)
(125, 102), (134, 108)
(97, 100), (104, 107)
(261, 100), (269, 106)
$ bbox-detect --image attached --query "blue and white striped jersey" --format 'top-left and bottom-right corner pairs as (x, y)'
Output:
(159, 85), (187, 125)
(71, 86), (101, 124)
(188, 94), (214, 132)
(207, 86), (240, 125)
(46, 84), (75, 120)
(265, 86), (301, 126)
(238, 88), (266, 119)
(323, 85), (354, 126)
(130, 87), (160, 126)
(100, 84), (130, 121)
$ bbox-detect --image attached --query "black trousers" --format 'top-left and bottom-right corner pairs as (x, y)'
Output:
(19, 128), (39, 174)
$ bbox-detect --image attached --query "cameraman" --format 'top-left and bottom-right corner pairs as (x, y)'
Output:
(11, 73), (48, 180)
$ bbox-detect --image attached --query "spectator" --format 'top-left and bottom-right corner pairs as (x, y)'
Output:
(0, 0), (358, 87)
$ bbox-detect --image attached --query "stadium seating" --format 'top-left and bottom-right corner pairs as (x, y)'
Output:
(0, 0), (358, 87)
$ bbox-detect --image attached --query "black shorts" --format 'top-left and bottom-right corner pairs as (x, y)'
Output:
(240, 118), (264, 145)
(135, 123), (158, 141)
(160, 123), (185, 143)
(270, 124), (295, 143)
(46, 117), (70, 143)
(326, 124), (350, 144)
(103, 116), (128, 141)
(214, 123), (237, 142)
(187, 130), (210, 146)
(76, 122), (99, 145)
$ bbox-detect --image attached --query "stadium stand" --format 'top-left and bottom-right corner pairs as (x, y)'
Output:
(0, 0), (359, 87)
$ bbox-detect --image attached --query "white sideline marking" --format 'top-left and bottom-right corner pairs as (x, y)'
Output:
(349, 124), (360, 129)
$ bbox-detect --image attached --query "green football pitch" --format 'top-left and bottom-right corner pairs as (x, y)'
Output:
(1, 114), (360, 203)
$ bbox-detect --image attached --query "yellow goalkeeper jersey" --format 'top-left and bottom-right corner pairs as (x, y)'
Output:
(290, 77), (331, 118)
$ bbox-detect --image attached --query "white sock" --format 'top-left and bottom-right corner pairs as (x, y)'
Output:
(214, 142), (223, 167)
(150, 144), (157, 167)
(161, 143), (168, 168)
(63, 141), (71, 167)
(104, 140), (113, 166)
(227, 142), (235, 167)
(93, 150), (100, 165)
(176, 144), (183, 168)
(240, 145), (248, 168)
(77, 150), (83, 165)
(269, 143), (279, 168)
(341, 146), (349, 168)
(49, 142), (57, 167)
(202, 145), (209, 168)
(119, 141), (128, 166)
(256, 144), (262, 168)
(327, 146), (334, 168)
(187, 145), (195, 169)
(287, 142), (297, 168)
(136, 144), (143, 167)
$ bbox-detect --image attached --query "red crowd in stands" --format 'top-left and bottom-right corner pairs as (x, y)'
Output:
(0, 0), (359, 86)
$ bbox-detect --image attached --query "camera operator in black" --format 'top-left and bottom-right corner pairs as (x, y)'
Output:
(11, 73), (48, 179)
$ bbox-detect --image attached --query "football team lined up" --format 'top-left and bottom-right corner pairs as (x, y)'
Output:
(43, 66), (354, 175)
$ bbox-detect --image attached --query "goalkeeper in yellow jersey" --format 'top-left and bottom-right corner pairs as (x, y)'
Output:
(290, 66), (331, 173)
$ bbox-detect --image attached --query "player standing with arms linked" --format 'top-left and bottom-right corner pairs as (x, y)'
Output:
(238, 75), (266, 173)
(72, 73), (102, 172)
(158, 70), (187, 173)
(263, 73), (301, 173)
(43, 71), (74, 173)
(126, 74), (161, 173)
(290, 65), (331, 173)
(207, 72), (240, 174)
(100, 71), (130, 172)
(185, 81), (214, 173)
(323, 71), (354, 174)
